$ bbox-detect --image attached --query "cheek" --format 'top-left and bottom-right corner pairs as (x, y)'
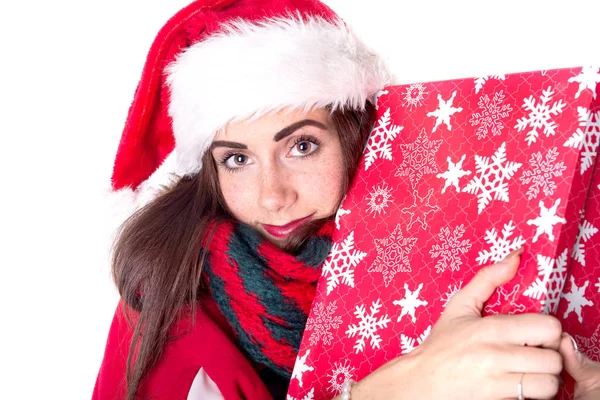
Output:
(218, 172), (256, 223)
(302, 156), (345, 214)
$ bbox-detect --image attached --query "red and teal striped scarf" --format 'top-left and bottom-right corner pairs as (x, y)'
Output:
(202, 219), (334, 379)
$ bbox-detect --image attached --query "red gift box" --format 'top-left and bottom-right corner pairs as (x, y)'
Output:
(287, 66), (600, 400)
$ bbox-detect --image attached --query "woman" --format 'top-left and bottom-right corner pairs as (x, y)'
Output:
(93, 0), (600, 399)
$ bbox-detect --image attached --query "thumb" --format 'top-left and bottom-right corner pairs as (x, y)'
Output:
(560, 332), (594, 382)
(443, 248), (523, 319)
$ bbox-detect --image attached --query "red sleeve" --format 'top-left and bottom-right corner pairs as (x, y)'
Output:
(91, 300), (272, 400)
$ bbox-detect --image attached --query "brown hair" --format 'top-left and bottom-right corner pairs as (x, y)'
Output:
(111, 102), (376, 400)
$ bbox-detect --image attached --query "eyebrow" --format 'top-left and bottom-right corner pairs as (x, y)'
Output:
(210, 119), (328, 150)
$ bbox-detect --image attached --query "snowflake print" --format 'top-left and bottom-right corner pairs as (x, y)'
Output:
(401, 188), (440, 231)
(287, 388), (315, 400)
(373, 88), (389, 110)
(369, 224), (417, 287)
(322, 231), (367, 295)
(395, 128), (442, 189)
(474, 74), (506, 94)
(335, 207), (351, 230)
(364, 108), (403, 170)
(402, 82), (428, 109)
(576, 325), (600, 361)
(305, 301), (343, 346)
(441, 281), (462, 308)
(563, 106), (600, 174)
(426, 90), (463, 132)
(562, 276), (594, 324)
(523, 249), (568, 314)
(429, 224), (472, 273)
(476, 220), (526, 265)
(462, 142), (522, 214)
(345, 299), (392, 353)
(366, 183), (393, 216)
(400, 325), (432, 354)
(392, 283), (428, 324)
(469, 90), (513, 139)
(520, 147), (567, 200)
(595, 277), (600, 293)
(291, 350), (314, 387)
(484, 284), (527, 315)
(514, 86), (567, 145)
(572, 218), (599, 266)
(436, 154), (472, 194)
(526, 198), (567, 242)
(568, 65), (600, 99)
(327, 360), (355, 395)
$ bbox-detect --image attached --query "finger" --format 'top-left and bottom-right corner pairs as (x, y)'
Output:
(481, 314), (562, 349)
(494, 345), (562, 375)
(559, 332), (599, 382)
(495, 373), (560, 400)
(443, 248), (523, 319)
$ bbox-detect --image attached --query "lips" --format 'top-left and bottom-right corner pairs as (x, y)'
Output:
(261, 214), (314, 238)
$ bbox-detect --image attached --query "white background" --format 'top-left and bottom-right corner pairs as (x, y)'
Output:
(0, 0), (598, 399)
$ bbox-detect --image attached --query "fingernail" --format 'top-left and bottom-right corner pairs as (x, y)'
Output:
(501, 247), (524, 262)
(564, 332), (583, 361)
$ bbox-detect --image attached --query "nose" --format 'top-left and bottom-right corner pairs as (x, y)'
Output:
(258, 165), (297, 214)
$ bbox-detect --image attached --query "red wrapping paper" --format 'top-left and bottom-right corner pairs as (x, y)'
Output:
(287, 66), (600, 400)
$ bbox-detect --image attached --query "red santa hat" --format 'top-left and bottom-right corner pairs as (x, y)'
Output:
(110, 0), (392, 209)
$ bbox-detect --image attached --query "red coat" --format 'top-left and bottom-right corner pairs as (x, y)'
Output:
(92, 296), (275, 400)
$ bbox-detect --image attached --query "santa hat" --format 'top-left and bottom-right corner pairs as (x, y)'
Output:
(110, 0), (392, 209)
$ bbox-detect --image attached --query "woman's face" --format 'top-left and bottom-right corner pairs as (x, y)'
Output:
(211, 107), (345, 247)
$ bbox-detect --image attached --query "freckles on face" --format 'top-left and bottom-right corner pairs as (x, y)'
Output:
(210, 108), (345, 240)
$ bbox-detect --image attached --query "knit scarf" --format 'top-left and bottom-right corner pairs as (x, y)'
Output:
(202, 219), (334, 379)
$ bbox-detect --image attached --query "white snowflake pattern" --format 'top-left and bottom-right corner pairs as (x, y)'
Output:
(523, 249), (568, 314)
(395, 128), (442, 189)
(436, 155), (472, 194)
(369, 224), (418, 287)
(373, 89), (389, 110)
(572, 218), (599, 266)
(576, 325), (600, 361)
(474, 74), (506, 94)
(400, 325), (432, 354)
(364, 108), (403, 170)
(484, 284), (527, 315)
(514, 86), (567, 146)
(526, 198), (567, 242)
(426, 90), (464, 132)
(335, 207), (351, 230)
(462, 142), (522, 214)
(403, 82), (428, 109)
(429, 224), (472, 273)
(568, 66), (600, 99)
(291, 350), (314, 388)
(401, 188), (440, 231)
(287, 388), (315, 400)
(392, 283), (428, 324)
(327, 360), (356, 394)
(520, 147), (567, 200)
(305, 301), (343, 346)
(563, 106), (600, 174)
(595, 277), (600, 293)
(322, 232), (367, 295)
(441, 281), (462, 308)
(469, 91), (513, 139)
(476, 220), (526, 265)
(562, 276), (594, 324)
(366, 183), (393, 216)
(345, 299), (392, 353)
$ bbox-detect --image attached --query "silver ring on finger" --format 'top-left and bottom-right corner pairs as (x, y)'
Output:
(517, 372), (525, 400)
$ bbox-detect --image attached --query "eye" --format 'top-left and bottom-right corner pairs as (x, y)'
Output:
(290, 137), (320, 157)
(223, 153), (252, 169)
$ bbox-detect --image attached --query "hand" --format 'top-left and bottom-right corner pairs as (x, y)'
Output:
(347, 249), (564, 400)
(560, 332), (600, 400)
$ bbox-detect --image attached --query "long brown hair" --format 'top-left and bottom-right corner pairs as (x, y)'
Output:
(111, 102), (376, 400)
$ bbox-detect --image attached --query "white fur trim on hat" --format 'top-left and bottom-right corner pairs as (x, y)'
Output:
(165, 13), (392, 175)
